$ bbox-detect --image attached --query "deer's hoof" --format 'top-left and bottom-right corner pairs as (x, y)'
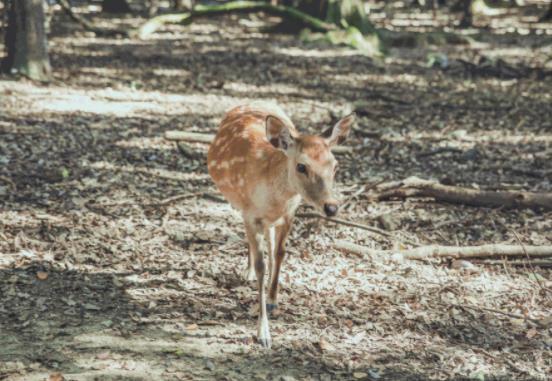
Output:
(257, 335), (272, 348)
(257, 319), (272, 348)
(266, 303), (278, 314)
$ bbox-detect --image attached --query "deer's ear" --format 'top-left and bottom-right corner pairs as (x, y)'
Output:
(266, 116), (295, 152)
(322, 113), (355, 146)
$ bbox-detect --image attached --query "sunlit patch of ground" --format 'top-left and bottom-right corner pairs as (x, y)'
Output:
(1, 1), (551, 380)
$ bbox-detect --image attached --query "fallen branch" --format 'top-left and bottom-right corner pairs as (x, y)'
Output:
(334, 240), (552, 260)
(164, 130), (352, 154)
(374, 176), (552, 211)
(473, 259), (552, 268)
(137, 1), (336, 38)
(165, 131), (214, 144)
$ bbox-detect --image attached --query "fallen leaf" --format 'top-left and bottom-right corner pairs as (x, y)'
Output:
(36, 271), (49, 280)
(319, 337), (334, 352)
(526, 328), (538, 339)
(186, 323), (199, 330)
(451, 260), (478, 272)
(96, 352), (111, 360)
(353, 372), (367, 379)
(48, 373), (65, 381)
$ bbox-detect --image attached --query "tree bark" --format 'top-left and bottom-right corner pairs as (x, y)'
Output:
(2, 0), (51, 81)
(375, 177), (552, 211)
(334, 240), (552, 260)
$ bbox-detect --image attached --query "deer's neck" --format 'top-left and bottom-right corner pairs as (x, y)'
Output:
(265, 151), (300, 214)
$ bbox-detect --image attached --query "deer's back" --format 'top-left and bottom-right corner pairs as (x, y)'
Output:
(207, 104), (296, 217)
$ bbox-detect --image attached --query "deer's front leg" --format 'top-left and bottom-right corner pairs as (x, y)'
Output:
(268, 218), (293, 312)
(245, 217), (271, 348)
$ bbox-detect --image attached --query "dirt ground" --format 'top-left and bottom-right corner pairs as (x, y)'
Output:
(1, 1), (551, 380)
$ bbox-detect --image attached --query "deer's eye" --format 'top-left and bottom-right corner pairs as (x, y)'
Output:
(296, 163), (308, 174)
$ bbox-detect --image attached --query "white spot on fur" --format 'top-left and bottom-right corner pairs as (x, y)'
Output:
(229, 157), (246, 166)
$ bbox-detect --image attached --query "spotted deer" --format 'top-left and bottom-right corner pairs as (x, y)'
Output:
(207, 102), (354, 348)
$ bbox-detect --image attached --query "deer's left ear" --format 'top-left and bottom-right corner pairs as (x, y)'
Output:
(322, 113), (355, 146)
(266, 115), (296, 153)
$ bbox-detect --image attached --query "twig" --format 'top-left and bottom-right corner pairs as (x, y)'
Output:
(473, 259), (552, 267)
(98, 192), (226, 208)
(416, 146), (462, 158)
(146, 192), (203, 207)
(297, 212), (393, 237)
(201, 193), (227, 203)
(445, 302), (542, 326)
(352, 126), (383, 139)
(341, 178), (387, 209)
(0, 175), (15, 190)
(511, 230), (552, 301)
(297, 212), (418, 246)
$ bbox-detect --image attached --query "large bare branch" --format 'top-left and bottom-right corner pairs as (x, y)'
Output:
(374, 176), (552, 211)
(334, 240), (552, 261)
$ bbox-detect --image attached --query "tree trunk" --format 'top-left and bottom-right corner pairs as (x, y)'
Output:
(102, 0), (131, 13)
(541, 1), (552, 21)
(1, 0), (52, 81)
(458, 0), (473, 27)
(324, 0), (376, 35)
(290, 0), (382, 54)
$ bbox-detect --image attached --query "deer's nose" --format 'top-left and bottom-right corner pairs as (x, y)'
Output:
(323, 203), (338, 217)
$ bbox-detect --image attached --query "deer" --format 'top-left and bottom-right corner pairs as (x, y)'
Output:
(207, 102), (354, 348)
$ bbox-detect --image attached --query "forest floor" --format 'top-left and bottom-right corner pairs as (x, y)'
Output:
(1, 1), (551, 380)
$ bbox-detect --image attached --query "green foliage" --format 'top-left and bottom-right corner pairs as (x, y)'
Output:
(325, 0), (376, 35)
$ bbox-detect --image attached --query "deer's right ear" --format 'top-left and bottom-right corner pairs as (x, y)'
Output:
(266, 116), (295, 152)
